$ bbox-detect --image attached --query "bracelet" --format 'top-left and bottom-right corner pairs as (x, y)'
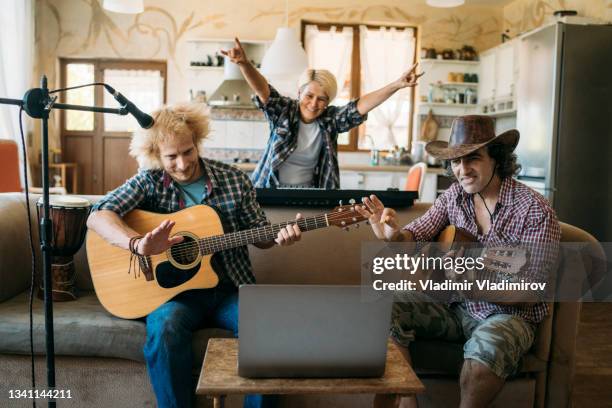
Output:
(128, 236), (144, 255)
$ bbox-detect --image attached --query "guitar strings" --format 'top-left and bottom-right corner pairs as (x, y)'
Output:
(164, 212), (355, 257)
(159, 211), (364, 258)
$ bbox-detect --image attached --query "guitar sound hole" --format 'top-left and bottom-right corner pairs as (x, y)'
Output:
(170, 235), (199, 266)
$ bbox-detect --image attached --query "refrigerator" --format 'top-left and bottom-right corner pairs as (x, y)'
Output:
(515, 22), (612, 242)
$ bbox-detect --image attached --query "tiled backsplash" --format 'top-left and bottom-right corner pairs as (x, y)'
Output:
(209, 107), (265, 122)
(204, 119), (270, 150)
(204, 147), (263, 163)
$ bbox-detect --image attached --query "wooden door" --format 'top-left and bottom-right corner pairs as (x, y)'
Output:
(60, 59), (167, 195)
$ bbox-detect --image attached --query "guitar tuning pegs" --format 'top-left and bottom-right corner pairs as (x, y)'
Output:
(349, 198), (356, 205)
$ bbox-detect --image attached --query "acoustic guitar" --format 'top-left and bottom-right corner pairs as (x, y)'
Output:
(436, 225), (528, 277)
(87, 203), (366, 319)
(429, 225), (531, 304)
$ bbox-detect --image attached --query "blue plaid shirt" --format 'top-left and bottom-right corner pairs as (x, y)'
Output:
(251, 85), (367, 189)
(92, 158), (269, 287)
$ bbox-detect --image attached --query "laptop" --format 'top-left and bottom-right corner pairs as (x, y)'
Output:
(238, 285), (393, 378)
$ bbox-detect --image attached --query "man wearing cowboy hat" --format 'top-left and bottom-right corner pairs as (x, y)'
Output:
(360, 115), (560, 408)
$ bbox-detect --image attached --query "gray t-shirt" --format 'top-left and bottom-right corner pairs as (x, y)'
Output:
(278, 120), (323, 187)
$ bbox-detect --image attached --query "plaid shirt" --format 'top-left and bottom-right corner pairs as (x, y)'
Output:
(251, 85), (367, 189)
(92, 159), (269, 287)
(405, 177), (561, 323)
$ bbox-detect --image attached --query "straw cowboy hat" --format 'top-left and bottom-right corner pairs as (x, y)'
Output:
(425, 115), (519, 160)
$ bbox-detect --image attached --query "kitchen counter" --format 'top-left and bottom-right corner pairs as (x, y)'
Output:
(231, 162), (446, 175)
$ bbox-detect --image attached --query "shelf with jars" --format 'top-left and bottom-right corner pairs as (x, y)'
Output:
(420, 102), (478, 108)
(187, 66), (225, 71)
(420, 58), (480, 65)
(416, 59), (480, 109)
(185, 39), (268, 104)
(424, 82), (478, 106)
(438, 82), (478, 87)
(414, 55), (481, 144)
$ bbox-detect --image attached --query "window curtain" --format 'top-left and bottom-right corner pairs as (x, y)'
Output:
(304, 24), (353, 105)
(360, 26), (415, 150)
(0, 0), (34, 184)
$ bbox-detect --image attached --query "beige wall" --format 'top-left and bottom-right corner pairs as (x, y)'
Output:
(34, 0), (504, 150)
(33, 0), (612, 153)
(503, 0), (612, 35)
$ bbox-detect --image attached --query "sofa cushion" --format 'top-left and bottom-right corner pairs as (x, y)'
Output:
(0, 291), (232, 365)
(0, 193), (36, 302)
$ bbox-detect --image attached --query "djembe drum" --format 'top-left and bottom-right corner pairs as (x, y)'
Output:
(37, 195), (91, 301)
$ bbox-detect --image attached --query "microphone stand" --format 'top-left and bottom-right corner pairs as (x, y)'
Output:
(0, 75), (128, 407)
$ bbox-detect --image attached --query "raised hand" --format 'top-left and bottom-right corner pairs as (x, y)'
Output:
(220, 37), (248, 65)
(136, 219), (184, 256)
(394, 62), (425, 89)
(275, 213), (303, 246)
(357, 195), (402, 241)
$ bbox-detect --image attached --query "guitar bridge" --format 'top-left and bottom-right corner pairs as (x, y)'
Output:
(139, 256), (154, 281)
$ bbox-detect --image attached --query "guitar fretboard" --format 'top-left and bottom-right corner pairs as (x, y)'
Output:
(198, 214), (329, 254)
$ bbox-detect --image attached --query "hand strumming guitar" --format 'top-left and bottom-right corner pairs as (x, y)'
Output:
(134, 219), (184, 256)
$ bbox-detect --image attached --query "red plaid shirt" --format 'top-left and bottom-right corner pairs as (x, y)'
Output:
(405, 177), (561, 323)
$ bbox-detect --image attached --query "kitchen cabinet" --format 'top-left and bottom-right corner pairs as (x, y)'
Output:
(495, 42), (516, 100)
(478, 39), (519, 115)
(479, 52), (496, 102)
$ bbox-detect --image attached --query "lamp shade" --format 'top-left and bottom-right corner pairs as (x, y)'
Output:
(260, 28), (308, 80)
(426, 0), (465, 7)
(103, 0), (144, 14)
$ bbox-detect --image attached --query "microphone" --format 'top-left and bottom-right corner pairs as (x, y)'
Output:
(103, 84), (154, 129)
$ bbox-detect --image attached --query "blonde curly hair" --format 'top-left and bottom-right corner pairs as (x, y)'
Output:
(129, 103), (210, 170)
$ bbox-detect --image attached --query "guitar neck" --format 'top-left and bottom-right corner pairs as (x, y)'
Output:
(198, 214), (329, 253)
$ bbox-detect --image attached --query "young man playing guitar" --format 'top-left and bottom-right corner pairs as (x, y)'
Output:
(87, 103), (301, 408)
(359, 115), (561, 408)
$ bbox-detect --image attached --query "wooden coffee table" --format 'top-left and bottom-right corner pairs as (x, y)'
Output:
(196, 338), (425, 408)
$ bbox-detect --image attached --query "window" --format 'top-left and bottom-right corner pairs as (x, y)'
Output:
(301, 22), (417, 151)
(61, 59), (166, 134)
(64, 63), (95, 131)
(59, 59), (166, 194)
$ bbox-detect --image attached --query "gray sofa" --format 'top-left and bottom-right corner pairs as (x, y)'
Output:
(0, 192), (585, 407)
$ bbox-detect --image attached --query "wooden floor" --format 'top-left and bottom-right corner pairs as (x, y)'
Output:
(572, 303), (612, 407)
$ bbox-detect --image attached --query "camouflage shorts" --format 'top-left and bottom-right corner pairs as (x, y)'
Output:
(390, 291), (537, 379)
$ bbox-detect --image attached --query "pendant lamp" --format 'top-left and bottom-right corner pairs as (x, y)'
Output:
(259, 0), (307, 96)
(426, 0), (465, 7)
(103, 0), (144, 14)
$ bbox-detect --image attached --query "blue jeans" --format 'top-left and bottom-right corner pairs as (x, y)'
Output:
(143, 285), (272, 408)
